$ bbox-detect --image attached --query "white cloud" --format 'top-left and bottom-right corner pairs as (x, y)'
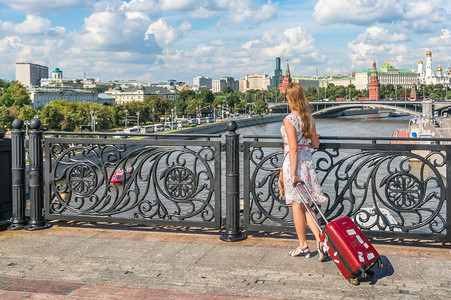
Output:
(402, 1), (449, 33)
(216, 0), (277, 28)
(120, 0), (159, 13)
(159, 0), (197, 11)
(0, 15), (66, 39)
(0, 0), (92, 13)
(313, 0), (402, 25)
(1, 15), (54, 35)
(242, 26), (324, 64)
(77, 8), (160, 54)
(145, 18), (191, 47)
(424, 29), (451, 47)
(354, 26), (409, 44)
(190, 6), (218, 19)
(348, 28), (411, 71)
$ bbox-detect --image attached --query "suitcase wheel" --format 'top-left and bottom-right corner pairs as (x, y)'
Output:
(377, 258), (383, 269)
(360, 270), (367, 279)
(348, 277), (359, 286)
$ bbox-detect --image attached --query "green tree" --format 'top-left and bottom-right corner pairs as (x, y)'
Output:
(18, 105), (37, 121)
(0, 106), (12, 130)
(199, 89), (215, 104)
(253, 98), (267, 115)
(38, 102), (65, 130)
(4, 81), (31, 107)
(222, 86), (234, 94)
(0, 92), (13, 107)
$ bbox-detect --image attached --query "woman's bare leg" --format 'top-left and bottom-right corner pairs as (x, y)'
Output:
(304, 204), (320, 242)
(304, 203), (326, 260)
(291, 201), (308, 253)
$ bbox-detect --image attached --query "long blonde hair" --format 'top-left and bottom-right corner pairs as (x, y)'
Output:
(286, 82), (313, 139)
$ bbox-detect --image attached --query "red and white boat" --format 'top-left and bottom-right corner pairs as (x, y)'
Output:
(109, 167), (132, 184)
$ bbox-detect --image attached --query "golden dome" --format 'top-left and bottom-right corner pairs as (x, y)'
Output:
(437, 65), (443, 72)
(427, 50), (432, 57)
(418, 60), (423, 64)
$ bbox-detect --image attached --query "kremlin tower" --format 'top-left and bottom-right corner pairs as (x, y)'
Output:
(278, 60), (292, 94)
(368, 54), (381, 101)
(410, 84), (420, 100)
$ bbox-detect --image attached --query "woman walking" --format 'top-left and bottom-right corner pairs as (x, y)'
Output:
(280, 82), (328, 261)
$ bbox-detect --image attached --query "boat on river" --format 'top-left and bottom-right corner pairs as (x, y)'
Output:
(109, 167), (132, 184)
(391, 116), (434, 144)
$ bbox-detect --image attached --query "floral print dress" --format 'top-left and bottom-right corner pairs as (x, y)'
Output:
(280, 113), (327, 205)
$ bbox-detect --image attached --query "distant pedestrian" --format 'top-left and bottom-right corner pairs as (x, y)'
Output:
(280, 82), (328, 261)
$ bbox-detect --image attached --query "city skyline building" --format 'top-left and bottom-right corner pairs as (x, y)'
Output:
(355, 60), (417, 90)
(30, 87), (103, 109)
(271, 57), (283, 90)
(417, 50), (451, 87)
(193, 76), (212, 90)
(106, 84), (179, 104)
(212, 77), (238, 93)
(15, 62), (49, 88)
(40, 67), (81, 87)
(278, 61), (292, 94)
(368, 55), (381, 101)
(239, 74), (271, 92)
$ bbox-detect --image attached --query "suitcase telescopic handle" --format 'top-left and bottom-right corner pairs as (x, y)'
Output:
(292, 180), (329, 225)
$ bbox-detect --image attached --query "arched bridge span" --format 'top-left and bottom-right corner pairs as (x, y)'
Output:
(267, 100), (424, 116)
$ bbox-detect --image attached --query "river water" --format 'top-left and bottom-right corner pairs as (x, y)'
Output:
(236, 114), (410, 138)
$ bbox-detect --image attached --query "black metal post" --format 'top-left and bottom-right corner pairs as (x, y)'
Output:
(25, 118), (51, 231)
(9, 119), (27, 230)
(220, 121), (246, 242)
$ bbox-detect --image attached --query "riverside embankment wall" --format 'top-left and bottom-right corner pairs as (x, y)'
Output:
(175, 114), (285, 135)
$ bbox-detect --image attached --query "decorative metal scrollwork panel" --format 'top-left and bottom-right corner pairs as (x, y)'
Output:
(246, 142), (447, 237)
(246, 146), (292, 227)
(46, 140), (220, 227)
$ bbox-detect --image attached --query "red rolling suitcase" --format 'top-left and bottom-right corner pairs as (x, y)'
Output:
(293, 180), (383, 285)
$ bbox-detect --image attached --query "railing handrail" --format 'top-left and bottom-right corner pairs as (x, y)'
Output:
(243, 135), (451, 142)
(43, 131), (222, 139)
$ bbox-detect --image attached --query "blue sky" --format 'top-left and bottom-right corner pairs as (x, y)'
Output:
(0, 0), (450, 84)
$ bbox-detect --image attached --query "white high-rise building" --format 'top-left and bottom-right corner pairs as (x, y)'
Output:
(212, 77), (238, 93)
(193, 76), (212, 89)
(239, 74), (271, 92)
(15, 62), (48, 88)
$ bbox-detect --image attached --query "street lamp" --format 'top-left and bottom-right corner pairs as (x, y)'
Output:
(152, 108), (155, 125)
(124, 109), (128, 130)
(136, 112), (140, 130)
(90, 110), (96, 132)
(171, 108), (174, 130)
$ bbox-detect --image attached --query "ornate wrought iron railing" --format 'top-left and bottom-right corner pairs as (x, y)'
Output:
(42, 132), (223, 228)
(243, 135), (450, 241)
(8, 118), (451, 242)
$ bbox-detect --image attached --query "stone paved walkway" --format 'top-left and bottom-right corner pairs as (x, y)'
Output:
(0, 222), (450, 299)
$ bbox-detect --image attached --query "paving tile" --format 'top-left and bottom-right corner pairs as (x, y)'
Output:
(68, 284), (273, 300)
(0, 289), (65, 299)
(0, 278), (20, 290)
(3, 279), (84, 295)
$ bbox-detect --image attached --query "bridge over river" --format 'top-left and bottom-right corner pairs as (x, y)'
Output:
(268, 99), (451, 117)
